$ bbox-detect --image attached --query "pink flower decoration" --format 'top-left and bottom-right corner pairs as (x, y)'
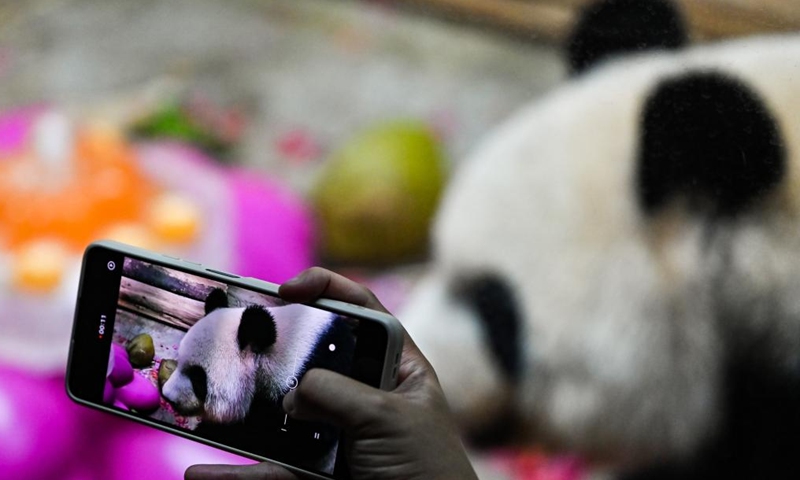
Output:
(275, 128), (321, 162)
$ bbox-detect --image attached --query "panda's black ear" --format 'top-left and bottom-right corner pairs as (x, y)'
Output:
(237, 306), (278, 354)
(638, 71), (785, 218)
(205, 288), (229, 315)
(567, 0), (687, 75)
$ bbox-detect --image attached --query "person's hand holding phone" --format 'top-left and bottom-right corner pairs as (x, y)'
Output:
(185, 267), (479, 480)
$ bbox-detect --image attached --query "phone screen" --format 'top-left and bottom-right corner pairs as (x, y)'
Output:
(68, 247), (390, 478)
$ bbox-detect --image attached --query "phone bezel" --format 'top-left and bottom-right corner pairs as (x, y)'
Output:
(66, 240), (404, 480)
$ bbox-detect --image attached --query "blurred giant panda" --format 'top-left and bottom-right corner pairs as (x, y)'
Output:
(401, 1), (800, 478)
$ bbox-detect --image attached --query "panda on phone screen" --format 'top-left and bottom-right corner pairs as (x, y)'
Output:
(401, 1), (800, 479)
(161, 288), (356, 473)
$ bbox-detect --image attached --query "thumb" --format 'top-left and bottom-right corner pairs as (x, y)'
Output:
(283, 369), (391, 431)
(186, 463), (299, 480)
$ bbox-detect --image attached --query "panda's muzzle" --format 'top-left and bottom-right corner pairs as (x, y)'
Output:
(161, 365), (207, 416)
(464, 405), (528, 450)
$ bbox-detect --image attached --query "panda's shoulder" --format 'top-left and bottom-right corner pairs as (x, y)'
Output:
(316, 314), (355, 346)
(301, 314), (356, 375)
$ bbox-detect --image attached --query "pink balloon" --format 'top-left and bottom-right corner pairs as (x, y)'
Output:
(103, 379), (116, 404)
(109, 345), (134, 387)
(112, 343), (127, 360)
(228, 169), (314, 283)
(103, 422), (254, 480)
(0, 367), (82, 480)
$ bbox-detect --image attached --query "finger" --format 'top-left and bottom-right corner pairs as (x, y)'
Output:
(186, 463), (300, 480)
(396, 330), (430, 384)
(283, 368), (389, 430)
(279, 267), (387, 313)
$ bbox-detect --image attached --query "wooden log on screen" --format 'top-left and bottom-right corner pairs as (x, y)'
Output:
(115, 308), (141, 326)
(227, 285), (285, 308)
(120, 258), (284, 329)
(123, 257), (225, 302)
(119, 277), (205, 329)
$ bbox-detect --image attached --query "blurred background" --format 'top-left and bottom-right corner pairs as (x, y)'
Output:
(0, 1), (798, 479)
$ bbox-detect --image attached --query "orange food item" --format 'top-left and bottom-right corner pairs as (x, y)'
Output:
(0, 120), (157, 251)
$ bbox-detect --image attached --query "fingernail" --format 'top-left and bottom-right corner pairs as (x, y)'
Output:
(282, 270), (308, 288)
(186, 464), (249, 479)
(185, 465), (212, 479)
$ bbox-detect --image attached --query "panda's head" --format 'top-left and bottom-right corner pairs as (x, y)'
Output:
(162, 288), (278, 423)
(402, 0), (800, 470)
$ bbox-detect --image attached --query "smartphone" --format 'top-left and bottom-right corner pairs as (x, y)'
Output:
(66, 240), (404, 479)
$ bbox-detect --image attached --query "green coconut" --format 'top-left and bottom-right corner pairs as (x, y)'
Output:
(312, 120), (447, 265)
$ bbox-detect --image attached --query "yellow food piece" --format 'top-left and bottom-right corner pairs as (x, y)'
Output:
(13, 240), (68, 292)
(98, 222), (157, 250)
(147, 193), (201, 244)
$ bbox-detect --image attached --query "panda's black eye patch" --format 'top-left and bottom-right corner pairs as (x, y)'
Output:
(185, 365), (208, 404)
(453, 275), (522, 382)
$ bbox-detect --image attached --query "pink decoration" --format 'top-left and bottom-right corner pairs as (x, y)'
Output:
(0, 367), (82, 480)
(101, 421), (254, 480)
(228, 169), (314, 283)
(275, 128), (321, 162)
(490, 450), (587, 480)
(116, 374), (160, 413)
(0, 105), (45, 154)
(108, 344), (134, 387)
(103, 380), (116, 404)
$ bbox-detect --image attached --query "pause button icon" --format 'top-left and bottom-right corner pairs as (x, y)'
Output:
(313, 432), (320, 440)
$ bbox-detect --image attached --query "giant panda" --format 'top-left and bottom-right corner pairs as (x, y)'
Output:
(162, 288), (356, 473)
(401, 1), (800, 479)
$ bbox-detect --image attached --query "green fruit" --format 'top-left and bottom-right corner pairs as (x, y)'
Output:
(127, 334), (155, 368)
(312, 120), (446, 264)
(158, 359), (178, 389)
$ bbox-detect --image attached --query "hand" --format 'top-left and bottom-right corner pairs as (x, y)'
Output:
(185, 267), (479, 480)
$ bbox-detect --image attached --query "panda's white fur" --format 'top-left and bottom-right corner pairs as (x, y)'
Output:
(162, 302), (333, 424)
(402, 33), (800, 472)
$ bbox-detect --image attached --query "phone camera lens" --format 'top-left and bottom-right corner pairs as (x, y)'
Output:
(107, 261), (116, 271)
